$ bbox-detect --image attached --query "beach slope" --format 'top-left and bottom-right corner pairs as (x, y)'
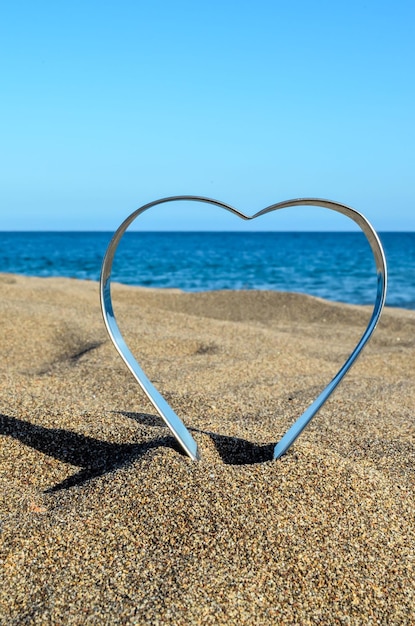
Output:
(1, 275), (414, 624)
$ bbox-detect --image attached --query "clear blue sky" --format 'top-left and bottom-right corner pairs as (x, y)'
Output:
(1, 1), (414, 231)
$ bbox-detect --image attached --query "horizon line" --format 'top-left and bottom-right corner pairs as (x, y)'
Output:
(1, 229), (414, 234)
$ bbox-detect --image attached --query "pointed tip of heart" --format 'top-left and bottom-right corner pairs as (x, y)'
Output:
(273, 443), (287, 460)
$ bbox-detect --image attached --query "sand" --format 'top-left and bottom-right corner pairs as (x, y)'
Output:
(0, 273), (414, 624)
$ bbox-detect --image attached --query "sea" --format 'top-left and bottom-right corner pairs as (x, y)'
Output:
(0, 231), (414, 309)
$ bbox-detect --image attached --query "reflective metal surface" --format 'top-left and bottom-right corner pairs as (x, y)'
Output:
(100, 196), (387, 462)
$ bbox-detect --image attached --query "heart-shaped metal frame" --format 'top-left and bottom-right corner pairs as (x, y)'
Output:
(100, 196), (387, 461)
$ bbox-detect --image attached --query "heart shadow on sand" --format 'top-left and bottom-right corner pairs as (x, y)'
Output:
(1, 412), (274, 493)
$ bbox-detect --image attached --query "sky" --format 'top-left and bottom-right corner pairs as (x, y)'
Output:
(1, 0), (414, 231)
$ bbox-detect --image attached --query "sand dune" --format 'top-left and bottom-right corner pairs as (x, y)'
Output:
(1, 274), (414, 624)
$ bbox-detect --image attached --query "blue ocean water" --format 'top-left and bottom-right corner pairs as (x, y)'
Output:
(0, 231), (414, 309)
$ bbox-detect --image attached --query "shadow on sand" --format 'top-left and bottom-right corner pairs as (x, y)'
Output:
(1, 412), (274, 492)
(0, 413), (183, 493)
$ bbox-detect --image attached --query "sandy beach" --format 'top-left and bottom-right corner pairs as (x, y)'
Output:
(1, 273), (414, 624)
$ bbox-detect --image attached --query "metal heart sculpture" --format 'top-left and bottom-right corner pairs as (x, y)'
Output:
(100, 197), (387, 462)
